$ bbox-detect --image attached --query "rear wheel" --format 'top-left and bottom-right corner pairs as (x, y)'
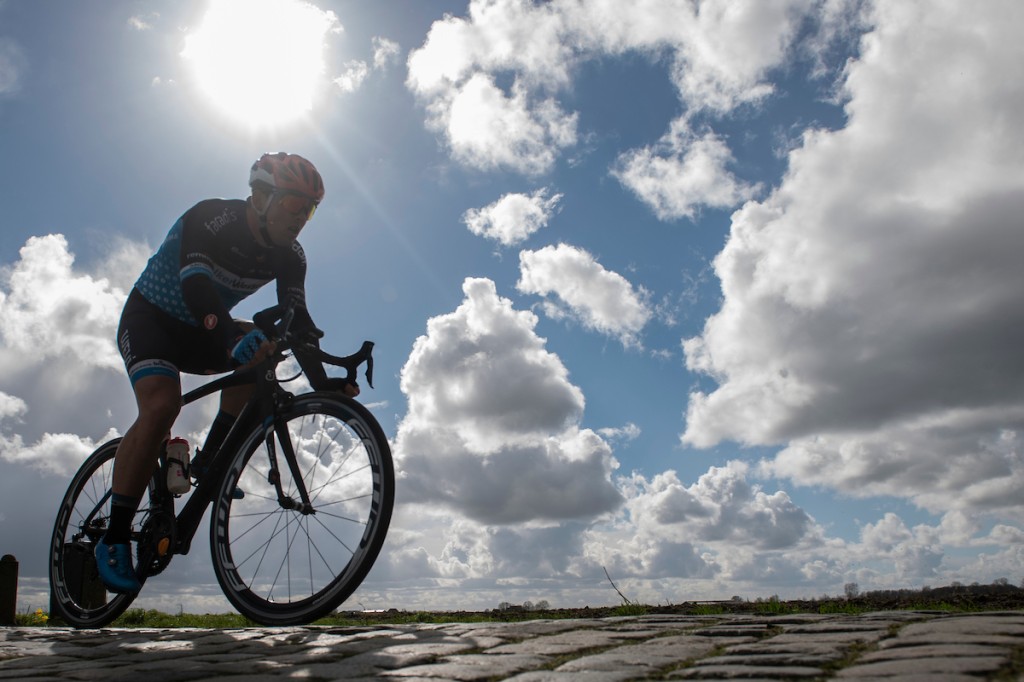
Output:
(48, 439), (138, 627)
(209, 393), (394, 625)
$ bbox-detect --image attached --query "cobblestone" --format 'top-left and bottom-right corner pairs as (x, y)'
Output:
(2, 611), (1024, 680)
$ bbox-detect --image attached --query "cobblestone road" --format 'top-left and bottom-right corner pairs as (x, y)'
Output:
(3, 611), (1024, 680)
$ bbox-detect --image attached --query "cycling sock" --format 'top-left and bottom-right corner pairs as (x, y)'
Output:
(103, 493), (140, 546)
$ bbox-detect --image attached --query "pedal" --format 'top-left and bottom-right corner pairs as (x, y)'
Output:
(157, 537), (171, 556)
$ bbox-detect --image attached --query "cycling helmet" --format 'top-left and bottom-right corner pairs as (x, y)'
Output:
(249, 152), (325, 202)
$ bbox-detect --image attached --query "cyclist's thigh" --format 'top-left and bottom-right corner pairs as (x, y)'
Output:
(117, 289), (231, 381)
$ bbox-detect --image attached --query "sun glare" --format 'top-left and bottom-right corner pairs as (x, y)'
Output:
(181, 0), (339, 130)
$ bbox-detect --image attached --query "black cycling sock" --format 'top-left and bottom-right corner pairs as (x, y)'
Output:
(103, 493), (140, 546)
(195, 410), (236, 467)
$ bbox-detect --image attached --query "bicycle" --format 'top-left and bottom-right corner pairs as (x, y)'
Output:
(48, 304), (395, 628)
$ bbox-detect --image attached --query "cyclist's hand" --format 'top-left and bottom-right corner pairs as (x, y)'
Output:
(344, 382), (360, 398)
(231, 329), (277, 368)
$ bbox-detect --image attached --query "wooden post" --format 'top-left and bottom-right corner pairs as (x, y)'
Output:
(0, 555), (17, 625)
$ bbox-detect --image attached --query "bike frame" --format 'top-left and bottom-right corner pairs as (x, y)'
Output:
(142, 362), (285, 564)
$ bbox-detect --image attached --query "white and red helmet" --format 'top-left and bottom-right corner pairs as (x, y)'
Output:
(249, 152), (325, 202)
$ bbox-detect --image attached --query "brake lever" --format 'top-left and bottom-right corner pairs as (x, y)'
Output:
(343, 341), (375, 389)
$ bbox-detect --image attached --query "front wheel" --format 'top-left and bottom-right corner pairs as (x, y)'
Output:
(210, 393), (395, 625)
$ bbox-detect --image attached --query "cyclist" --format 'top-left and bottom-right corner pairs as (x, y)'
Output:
(98, 152), (357, 593)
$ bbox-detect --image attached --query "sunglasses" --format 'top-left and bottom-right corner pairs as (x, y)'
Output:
(274, 192), (319, 221)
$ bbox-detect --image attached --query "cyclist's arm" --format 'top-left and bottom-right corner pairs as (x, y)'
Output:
(178, 207), (241, 352)
(275, 244), (357, 395)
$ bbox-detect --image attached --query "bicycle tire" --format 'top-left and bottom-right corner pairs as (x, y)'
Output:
(209, 393), (395, 625)
(49, 438), (138, 627)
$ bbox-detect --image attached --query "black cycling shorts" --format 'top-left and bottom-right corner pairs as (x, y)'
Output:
(117, 288), (234, 385)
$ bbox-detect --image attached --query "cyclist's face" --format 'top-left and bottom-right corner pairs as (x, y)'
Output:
(264, 192), (317, 246)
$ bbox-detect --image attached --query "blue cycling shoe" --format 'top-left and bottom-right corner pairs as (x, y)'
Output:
(95, 542), (142, 594)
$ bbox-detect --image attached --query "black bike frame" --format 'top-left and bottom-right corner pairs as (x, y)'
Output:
(134, 302), (375, 576)
(149, 365), (278, 560)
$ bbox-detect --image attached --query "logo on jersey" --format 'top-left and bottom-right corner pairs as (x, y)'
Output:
(204, 207), (238, 236)
(204, 314), (219, 330)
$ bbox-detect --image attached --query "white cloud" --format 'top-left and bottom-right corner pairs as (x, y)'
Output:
(0, 428), (119, 477)
(393, 277), (622, 524)
(580, 462), (827, 590)
(0, 234), (149, 475)
(517, 244), (652, 347)
(613, 119), (760, 221)
(598, 422), (641, 443)
(0, 235), (128, 369)
(406, 0), (820, 183)
(372, 36), (400, 69)
(0, 391), (26, 421)
(334, 59), (369, 93)
(681, 1), (1024, 518)
(334, 37), (400, 93)
(463, 188), (562, 246)
(443, 74), (578, 174)
(661, 0), (808, 114)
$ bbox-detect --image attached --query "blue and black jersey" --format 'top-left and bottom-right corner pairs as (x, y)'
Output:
(134, 198), (314, 352)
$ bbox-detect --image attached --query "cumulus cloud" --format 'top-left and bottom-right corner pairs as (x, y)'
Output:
(372, 36), (400, 69)
(0, 234), (148, 475)
(365, 458), (857, 608)
(393, 277), (623, 524)
(581, 462), (822, 588)
(443, 74), (577, 174)
(598, 422), (641, 443)
(681, 2), (1024, 518)
(335, 37), (400, 93)
(0, 235), (127, 370)
(463, 188), (562, 246)
(517, 244), (652, 347)
(334, 59), (369, 93)
(0, 428), (119, 477)
(613, 119), (760, 221)
(406, 0), (820, 185)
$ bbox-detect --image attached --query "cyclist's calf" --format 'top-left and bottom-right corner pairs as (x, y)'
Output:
(111, 376), (182, 499)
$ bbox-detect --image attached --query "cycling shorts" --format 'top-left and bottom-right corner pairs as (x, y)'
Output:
(117, 288), (234, 385)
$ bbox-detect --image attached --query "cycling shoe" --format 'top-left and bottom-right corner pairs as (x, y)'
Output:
(95, 542), (142, 594)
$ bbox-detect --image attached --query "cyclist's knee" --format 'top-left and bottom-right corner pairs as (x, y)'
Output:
(133, 376), (182, 427)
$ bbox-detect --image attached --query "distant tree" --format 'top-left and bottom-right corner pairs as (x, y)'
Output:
(844, 582), (860, 599)
(535, 600), (550, 610)
(523, 601), (534, 611)
(993, 577), (1009, 587)
(498, 602), (512, 611)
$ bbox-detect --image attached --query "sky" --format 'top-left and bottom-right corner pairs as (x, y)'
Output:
(1, 0), (1023, 615)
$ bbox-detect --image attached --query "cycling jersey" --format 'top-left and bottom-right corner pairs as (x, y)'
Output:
(121, 198), (316, 384)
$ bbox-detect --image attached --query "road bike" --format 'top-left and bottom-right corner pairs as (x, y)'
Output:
(48, 305), (395, 628)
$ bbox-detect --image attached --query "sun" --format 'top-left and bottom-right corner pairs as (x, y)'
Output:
(181, 0), (339, 130)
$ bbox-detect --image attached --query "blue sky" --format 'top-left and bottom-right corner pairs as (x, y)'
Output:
(2, 0), (1023, 614)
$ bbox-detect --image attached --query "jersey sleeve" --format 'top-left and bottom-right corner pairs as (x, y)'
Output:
(275, 241), (317, 333)
(178, 205), (239, 351)
(275, 242), (331, 388)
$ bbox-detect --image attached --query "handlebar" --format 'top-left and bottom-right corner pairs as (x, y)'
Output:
(252, 303), (375, 389)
